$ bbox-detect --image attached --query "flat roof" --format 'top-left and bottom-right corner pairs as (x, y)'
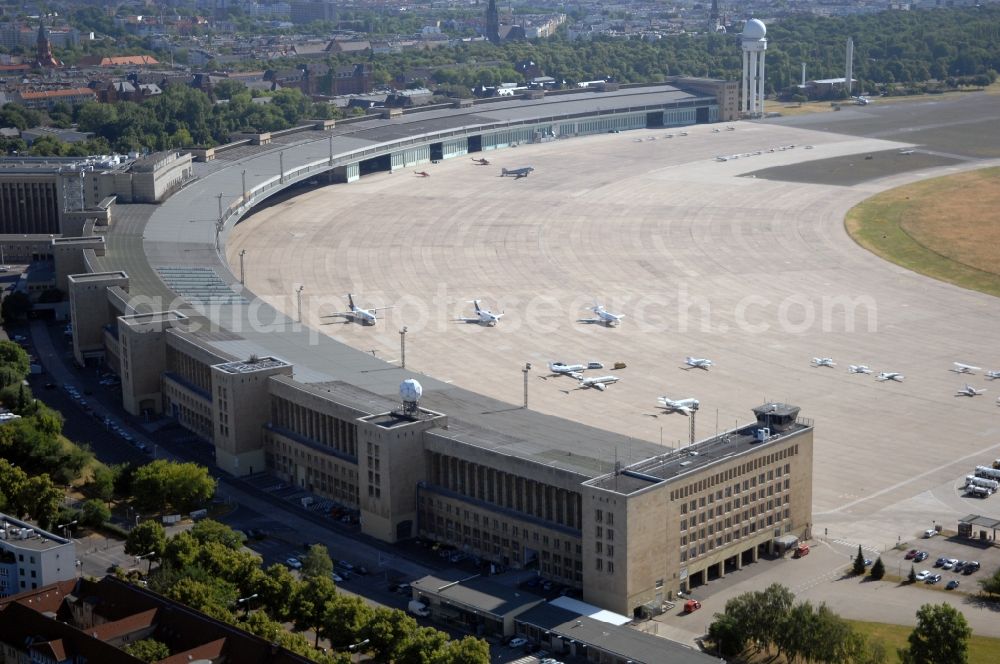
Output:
(95, 84), (713, 476)
(67, 271), (127, 282)
(587, 420), (811, 494)
(959, 515), (1000, 529)
(516, 603), (721, 664)
(411, 570), (544, 616)
(214, 356), (290, 374)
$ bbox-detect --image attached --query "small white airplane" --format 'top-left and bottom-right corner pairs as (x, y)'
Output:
(876, 372), (904, 382)
(712, 128), (721, 133)
(471, 157), (490, 166)
(501, 167), (534, 178)
(657, 396), (700, 415)
(952, 362), (982, 375)
(853, 96), (870, 105)
(585, 303), (624, 327)
(577, 375), (620, 391)
(322, 294), (392, 326)
(548, 362), (586, 376)
(685, 357), (714, 370)
(956, 384), (987, 397)
(812, 357), (836, 368)
(986, 371), (1000, 380)
(899, 149), (915, 155)
(715, 156), (729, 162)
(463, 300), (503, 326)
(848, 365), (873, 374)
(726, 126), (736, 131)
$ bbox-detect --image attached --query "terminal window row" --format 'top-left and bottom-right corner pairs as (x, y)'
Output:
(670, 448), (797, 501)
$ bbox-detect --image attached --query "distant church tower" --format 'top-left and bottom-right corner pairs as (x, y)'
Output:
(740, 18), (767, 118)
(35, 20), (60, 68)
(485, 0), (500, 44)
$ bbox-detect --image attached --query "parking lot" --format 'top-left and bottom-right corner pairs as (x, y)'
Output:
(649, 532), (1000, 645)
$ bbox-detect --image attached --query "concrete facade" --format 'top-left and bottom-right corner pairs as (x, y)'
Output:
(0, 514), (76, 598)
(68, 271), (128, 366)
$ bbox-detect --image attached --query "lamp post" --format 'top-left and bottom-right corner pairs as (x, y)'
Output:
(56, 520), (77, 540)
(399, 326), (407, 369)
(346, 638), (370, 663)
(236, 593), (258, 615)
(241, 169), (247, 204)
(135, 551), (156, 575)
(296, 285), (305, 323)
(279, 150), (285, 183)
(522, 363), (531, 408)
(239, 249), (247, 285)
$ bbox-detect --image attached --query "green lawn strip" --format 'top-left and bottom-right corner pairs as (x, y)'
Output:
(846, 618), (1000, 664)
(845, 170), (1000, 298)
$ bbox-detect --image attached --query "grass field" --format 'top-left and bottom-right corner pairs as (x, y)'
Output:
(845, 167), (1000, 298)
(775, 82), (1000, 118)
(847, 619), (1000, 664)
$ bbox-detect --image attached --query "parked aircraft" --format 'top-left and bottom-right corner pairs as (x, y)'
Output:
(726, 126), (736, 131)
(848, 365), (873, 374)
(956, 384), (987, 397)
(322, 294), (392, 326)
(471, 157), (491, 166)
(657, 396), (700, 416)
(685, 357), (714, 370)
(584, 303), (624, 327)
(876, 372), (904, 382)
(462, 300), (503, 326)
(812, 358), (836, 368)
(415, 171), (430, 177)
(952, 362), (982, 374)
(986, 371), (1000, 380)
(577, 375), (620, 391)
(853, 96), (870, 105)
(715, 156), (729, 162)
(899, 149), (915, 155)
(501, 167), (534, 178)
(548, 362), (586, 376)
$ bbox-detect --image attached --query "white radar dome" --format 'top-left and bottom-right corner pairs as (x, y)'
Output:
(742, 18), (766, 39)
(400, 379), (423, 403)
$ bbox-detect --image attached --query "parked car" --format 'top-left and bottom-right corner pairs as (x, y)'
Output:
(946, 580), (960, 590)
(925, 574), (942, 584)
(508, 637), (528, 648)
(904, 549), (918, 560)
(285, 557), (302, 570)
(942, 559), (958, 570)
(934, 557), (947, 567)
(914, 551), (929, 562)
(954, 560), (968, 572)
(963, 562), (980, 575)
(915, 570), (931, 581)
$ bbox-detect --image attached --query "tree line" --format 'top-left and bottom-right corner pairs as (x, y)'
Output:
(124, 519), (489, 664)
(707, 582), (979, 664)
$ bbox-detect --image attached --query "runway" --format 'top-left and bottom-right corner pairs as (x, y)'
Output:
(228, 93), (1000, 550)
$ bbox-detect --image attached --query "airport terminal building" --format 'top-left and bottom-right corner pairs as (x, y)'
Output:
(29, 80), (812, 615)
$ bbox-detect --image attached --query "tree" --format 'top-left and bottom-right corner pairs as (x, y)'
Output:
(853, 545), (867, 575)
(980, 567), (1000, 597)
(80, 499), (111, 527)
(438, 636), (491, 664)
(132, 460), (216, 513)
(255, 563), (300, 623)
(364, 606), (420, 662)
(0, 291), (31, 325)
(123, 639), (171, 662)
(898, 603), (971, 664)
(870, 556), (885, 580)
(323, 594), (374, 649)
(124, 520), (166, 561)
(190, 519), (244, 549)
(291, 574), (338, 647)
(908, 565), (917, 584)
(301, 542), (334, 579)
(0, 340), (30, 377)
(87, 464), (117, 503)
(16, 474), (63, 529)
